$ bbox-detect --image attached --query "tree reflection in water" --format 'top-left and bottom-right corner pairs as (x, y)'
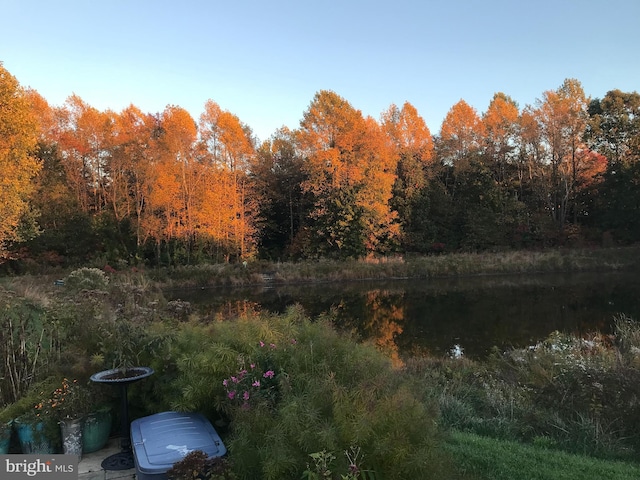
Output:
(167, 271), (640, 362)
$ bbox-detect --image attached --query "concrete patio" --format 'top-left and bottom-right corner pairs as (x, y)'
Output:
(78, 438), (135, 480)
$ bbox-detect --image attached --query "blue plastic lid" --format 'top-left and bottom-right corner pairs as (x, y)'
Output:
(131, 411), (226, 474)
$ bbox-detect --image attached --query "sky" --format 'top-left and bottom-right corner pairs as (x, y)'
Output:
(1, 0), (639, 142)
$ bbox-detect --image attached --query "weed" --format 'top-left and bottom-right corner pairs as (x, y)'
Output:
(64, 267), (109, 293)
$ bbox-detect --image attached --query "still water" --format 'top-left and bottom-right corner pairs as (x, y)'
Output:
(166, 271), (640, 361)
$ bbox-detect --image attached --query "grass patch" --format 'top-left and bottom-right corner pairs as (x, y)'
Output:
(142, 246), (640, 289)
(446, 430), (640, 480)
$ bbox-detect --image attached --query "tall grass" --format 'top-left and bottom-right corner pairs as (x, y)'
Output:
(145, 246), (640, 288)
(406, 316), (640, 461)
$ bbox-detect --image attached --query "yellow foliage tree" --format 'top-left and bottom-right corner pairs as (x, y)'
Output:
(0, 65), (40, 260)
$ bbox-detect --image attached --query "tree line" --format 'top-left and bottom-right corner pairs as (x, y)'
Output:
(1, 63), (639, 267)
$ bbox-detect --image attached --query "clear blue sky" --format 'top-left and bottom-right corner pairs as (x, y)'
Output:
(1, 0), (638, 142)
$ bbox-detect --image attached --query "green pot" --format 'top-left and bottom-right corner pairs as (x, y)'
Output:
(14, 417), (56, 454)
(82, 409), (112, 453)
(0, 422), (11, 454)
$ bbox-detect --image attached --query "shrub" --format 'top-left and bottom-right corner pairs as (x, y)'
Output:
(166, 450), (236, 480)
(0, 293), (52, 404)
(64, 267), (109, 293)
(163, 308), (453, 480)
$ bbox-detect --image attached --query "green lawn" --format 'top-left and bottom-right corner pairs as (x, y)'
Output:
(445, 431), (640, 480)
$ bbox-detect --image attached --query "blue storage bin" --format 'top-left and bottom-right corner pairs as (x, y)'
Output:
(131, 411), (227, 480)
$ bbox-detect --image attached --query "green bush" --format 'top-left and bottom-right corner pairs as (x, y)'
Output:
(160, 307), (453, 480)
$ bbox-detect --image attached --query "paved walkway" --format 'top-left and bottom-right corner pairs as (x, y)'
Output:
(78, 438), (135, 480)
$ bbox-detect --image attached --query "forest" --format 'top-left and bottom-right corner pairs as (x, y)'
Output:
(1, 63), (639, 269)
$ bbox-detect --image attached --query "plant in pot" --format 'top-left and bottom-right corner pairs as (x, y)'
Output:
(13, 392), (61, 454)
(47, 378), (93, 458)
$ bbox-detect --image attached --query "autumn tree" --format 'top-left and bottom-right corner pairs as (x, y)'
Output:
(55, 95), (115, 214)
(381, 102), (434, 251)
(142, 105), (199, 263)
(198, 100), (257, 261)
(438, 99), (485, 170)
(0, 65), (41, 261)
(435, 101), (487, 242)
(482, 92), (520, 185)
(535, 79), (603, 235)
(297, 90), (397, 258)
(434, 98), (532, 250)
(109, 105), (158, 250)
(515, 106), (544, 193)
(25, 88), (57, 140)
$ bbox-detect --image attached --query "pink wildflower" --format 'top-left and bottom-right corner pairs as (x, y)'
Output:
(222, 379), (228, 387)
(231, 376), (238, 383)
(259, 341), (265, 347)
(270, 343), (276, 349)
(263, 370), (275, 379)
(228, 391), (236, 400)
(291, 338), (297, 344)
(250, 363), (256, 369)
(243, 391), (250, 401)
(252, 380), (261, 387)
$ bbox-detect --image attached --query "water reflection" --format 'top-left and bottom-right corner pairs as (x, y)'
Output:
(165, 271), (640, 360)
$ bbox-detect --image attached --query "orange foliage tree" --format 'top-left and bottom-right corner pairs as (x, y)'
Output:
(381, 102), (434, 249)
(438, 99), (485, 168)
(297, 90), (397, 257)
(55, 95), (116, 214)
(482, 92), (520, 184)
(142, 106), (199, 263)
(534, 79), (602, 230)
(198, 100), (257, 261)
(110, 105), (158, 248)
(0, 65), (40, 260)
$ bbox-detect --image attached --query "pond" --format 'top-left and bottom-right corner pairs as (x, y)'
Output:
(165, 270), (640, 361)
